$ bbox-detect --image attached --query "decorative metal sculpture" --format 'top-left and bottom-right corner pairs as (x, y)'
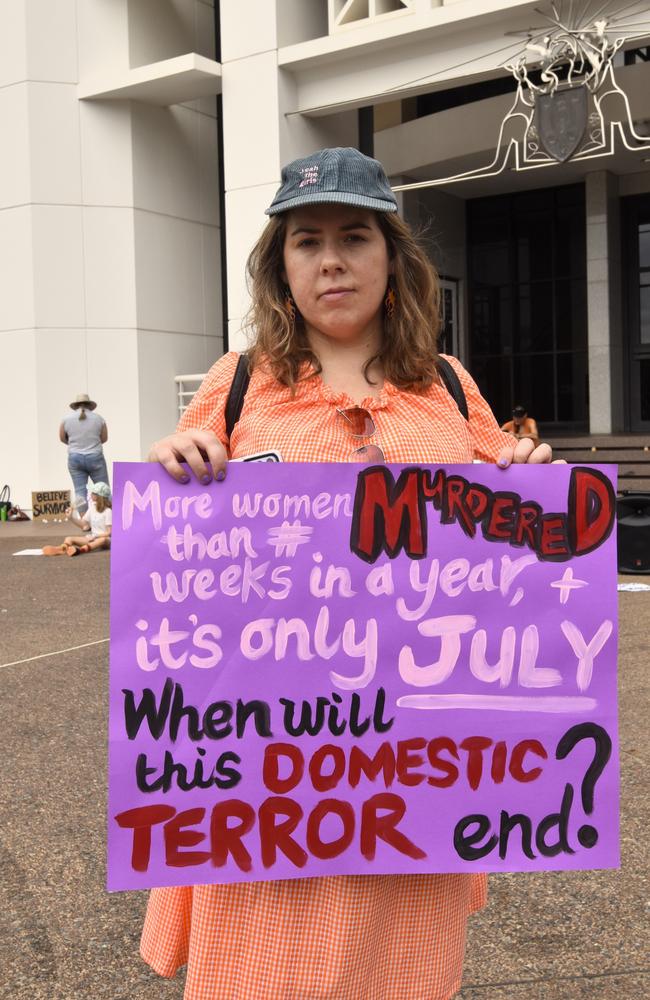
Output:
(392, 1), (650, 194)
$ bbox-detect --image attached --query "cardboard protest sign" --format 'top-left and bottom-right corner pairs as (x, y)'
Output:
(31, 490), (70, 518)
(108, 462), (618, 891)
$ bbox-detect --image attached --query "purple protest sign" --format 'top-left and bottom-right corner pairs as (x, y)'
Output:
(107, 461), (619, 891)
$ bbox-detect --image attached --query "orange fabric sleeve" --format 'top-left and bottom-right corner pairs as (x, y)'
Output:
(175, 351), (240, 450)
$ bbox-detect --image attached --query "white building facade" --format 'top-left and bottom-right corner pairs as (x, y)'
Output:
(3, 0), (649, 509)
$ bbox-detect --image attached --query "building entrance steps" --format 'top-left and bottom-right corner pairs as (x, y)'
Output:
(543, 435), (650, 492)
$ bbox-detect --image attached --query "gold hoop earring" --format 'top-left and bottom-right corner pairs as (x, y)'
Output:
(384, 284), (396, 319)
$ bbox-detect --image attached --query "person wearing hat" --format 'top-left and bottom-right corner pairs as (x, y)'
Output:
(42, 481), (112, 556)
(501, 404), (540, 448)
(143, 148), (561, 999)
(59, 393), (109, 515)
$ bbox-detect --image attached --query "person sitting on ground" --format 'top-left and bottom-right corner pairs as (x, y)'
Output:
(501, 404), (540, 448)
(42, 482), (112, 557)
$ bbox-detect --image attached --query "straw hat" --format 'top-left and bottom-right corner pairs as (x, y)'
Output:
(70, 393), (97, 410)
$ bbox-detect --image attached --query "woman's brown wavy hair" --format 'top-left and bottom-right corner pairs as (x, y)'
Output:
(243, 211), (441, 392)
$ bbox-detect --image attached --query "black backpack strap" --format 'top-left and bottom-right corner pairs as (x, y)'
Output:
(436, 356), (468, 421)
(225, 353), (251, 441)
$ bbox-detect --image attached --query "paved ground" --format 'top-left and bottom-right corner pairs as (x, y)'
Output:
(1, 521), (648, 999)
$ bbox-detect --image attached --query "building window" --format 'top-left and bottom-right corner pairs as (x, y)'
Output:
(468, 184), (587, 431)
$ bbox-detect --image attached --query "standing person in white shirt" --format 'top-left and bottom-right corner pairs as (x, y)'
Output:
(42, 482), (112, 557)
(59, 393), (109, 514)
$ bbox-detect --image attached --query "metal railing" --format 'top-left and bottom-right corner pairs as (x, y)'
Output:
(329, 0), (417, 33)
(174, 374), (207, 420)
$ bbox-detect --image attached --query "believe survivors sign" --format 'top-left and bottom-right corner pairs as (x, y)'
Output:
(108, 462), (619, 891)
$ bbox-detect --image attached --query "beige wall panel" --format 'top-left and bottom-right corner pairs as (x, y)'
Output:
(0, 330), (37, 508)
(79, 101), (134, 207)
(221, 51), (280, 190)
(0, 0), (27, 88)
(76, 0), (130, 80)
(31, 206), (85, 329)
(82, 207), (137, 329)
(178, 96), (218, 119)
(128, 0), (195, 68)
(34, 329), (92, 491)
(228, 317), (247, 352)
(277, 0), (328, 47)
(199, 110), (220, 227)
(202, 223), (222, 338)
(224, 182), (279, 324)
(25, 0), (77, 83)
(133, 210), (205, 336)
(86, 328), (141, 467)
(136, 329), (221, 451)
(28, 83), (82, 205)
(132, 103), (202, 222)
(0, 84), (30, 209)
(220, 0), (277, 62)
(194, 0), (216, 60)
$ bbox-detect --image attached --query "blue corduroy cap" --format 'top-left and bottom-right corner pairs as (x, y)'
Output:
(265, 147), (398, 216)
(89, 481), (111, 499)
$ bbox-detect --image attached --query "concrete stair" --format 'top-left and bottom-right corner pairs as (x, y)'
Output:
(543, 434), (650, 492)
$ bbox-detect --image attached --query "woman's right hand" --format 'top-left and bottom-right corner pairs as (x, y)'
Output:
(147, 430), (228, 484)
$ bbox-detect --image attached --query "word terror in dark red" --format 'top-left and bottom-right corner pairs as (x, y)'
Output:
(114, 794), (426, 874)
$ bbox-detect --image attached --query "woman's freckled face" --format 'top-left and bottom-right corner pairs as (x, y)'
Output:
(282, 204), (391, 345)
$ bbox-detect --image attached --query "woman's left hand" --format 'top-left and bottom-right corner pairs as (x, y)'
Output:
(496, 438), (566, 467)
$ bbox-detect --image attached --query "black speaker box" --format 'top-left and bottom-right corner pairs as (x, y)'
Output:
(616, 493), (650, 574)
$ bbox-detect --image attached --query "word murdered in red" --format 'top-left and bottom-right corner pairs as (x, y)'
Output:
(351, 466), (615, 563)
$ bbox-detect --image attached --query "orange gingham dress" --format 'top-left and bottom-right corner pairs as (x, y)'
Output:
(141, 351), (515, 1000)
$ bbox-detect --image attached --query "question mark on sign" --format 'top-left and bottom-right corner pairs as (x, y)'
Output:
(556, 722), (612, 848)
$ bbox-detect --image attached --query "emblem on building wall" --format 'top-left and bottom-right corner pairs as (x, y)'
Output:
(393, 1), (650, 194)
(535, 87), (588, 162)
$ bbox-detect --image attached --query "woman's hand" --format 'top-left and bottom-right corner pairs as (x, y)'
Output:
(148, 429), (228, 484)
(496, 438), (566, 468)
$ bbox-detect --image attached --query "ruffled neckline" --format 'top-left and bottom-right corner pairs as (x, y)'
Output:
(296, 363), (399, 411)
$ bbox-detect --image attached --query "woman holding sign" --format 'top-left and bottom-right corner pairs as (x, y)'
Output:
(144, 148), (559, 999)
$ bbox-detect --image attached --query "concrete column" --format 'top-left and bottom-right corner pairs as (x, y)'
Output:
(128, 0), (223, 454)
(585, 170), (624, 433)
(1, 0), (223, 508)
(220, 0), (357, 350)
(0, 0), (92, 510)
